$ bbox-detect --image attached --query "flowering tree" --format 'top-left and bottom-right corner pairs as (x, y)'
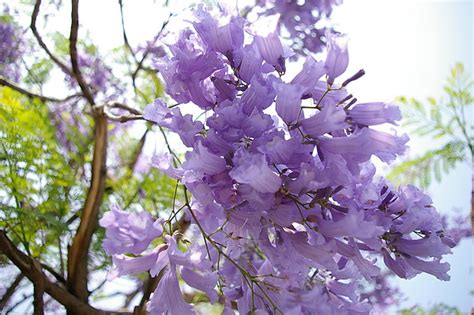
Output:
(0, 1), (462, 314)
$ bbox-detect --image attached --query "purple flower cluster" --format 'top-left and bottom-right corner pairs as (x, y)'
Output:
(254, 0), (342, 54)
(64, 51), (124, 101)
(360, 271), (403, 312)
(101, 6), (453, 314)
(0, 14), (23, 82)
(442, 214), (472, 245)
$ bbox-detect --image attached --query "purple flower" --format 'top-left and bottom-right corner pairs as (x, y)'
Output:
(99, 204), (163, 255)
(183, 141), (227, 175)
(274, 82), (304, 124)
(336, 239), (380, 280)
(301, 104), (348, 137)
(103, 6), (452, 314)
(151, 153), (183, 179)
(291, 56), (325, 94)
(319, 128), (408, 164)
(254, 31), (285, 73)
(156, 30), (223, 109)
(229, 149), (282, 193)
(240, 75), (276, 114)
(405, 256), (450, 281)
(64, 50), (123, 100)
(379, 185), (453, 281)
(389, 185), (443, 233)
(233, 44), (264, 84)
(317, 209), (384, 240)
(193, 5), (245, 54)
(325, 33), (349, 85)
(108, 245), (166, 279)
(181, 267), (219, 303)
(394, 236), (451, 258)
(349, 102), (401, 126)
(148, 266), (194, 315)
(0, 17), (23, 82)
(143, 99), (172, 124)
(144, 99), (203, 147)
(253, 0), (342, 54)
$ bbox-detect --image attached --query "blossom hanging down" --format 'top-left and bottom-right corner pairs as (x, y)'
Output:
(101, 5), (453, 314)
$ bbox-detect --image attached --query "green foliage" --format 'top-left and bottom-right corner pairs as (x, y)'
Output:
(106, 139), (180, 216)
(389, 63), (473, 188)
(388, 141), (466, 188)
(23, 58), (54, 86)
(0, 85), (182, 275)
(400, 303), (462, 315)
(50, 31), (70, 56)
(0, 87), (76, 255)
(0, 8), (16, 24)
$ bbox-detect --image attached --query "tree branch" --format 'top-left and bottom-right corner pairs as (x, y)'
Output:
(107, 101), (143, 116)
(69, 0), (95, 105)
(32, 260), (45, 315)
(5, 293), (32, 315)
(67, 109), (108, 304)
(131, 13), (172, 89)
(31, 0), (73, 76)
(0, 273), (24, 312)
(0, 76), (81, 103)
(103, 101), (145, 123)
(118, 0), (138, 63)
(132, 272), (162, 315)
(104, 112), (144, 123)
(128, 128), (149, 171)
(0, 230), (107, 315)
(41, 262), (66, 285)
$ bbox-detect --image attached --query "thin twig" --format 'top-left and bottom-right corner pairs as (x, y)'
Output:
(0, 273), (24, 311)
(0, 77), (81, 103)
(127, 128), (150, 170)
(5, 293), (32, 315)
(69, 0), (95, 105)
(131, 13), (172, 89)
(0, 230), (111, 315)
(102, 101), (145, 122)
(182, 188), (281, 314)
(41, 263), (66, 285)
(118, 0), (138, 63)
(104, 112), (144, 123)
(133, 271), (163, 315)
(31, 0), (73, 76)
(107, 101), (143, 115)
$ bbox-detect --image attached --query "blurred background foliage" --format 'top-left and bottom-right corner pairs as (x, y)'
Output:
(389, 63), (473, 189)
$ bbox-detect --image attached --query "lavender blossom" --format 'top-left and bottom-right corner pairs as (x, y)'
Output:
(325, 32), (349, 85)
(0, 14), (23, 82)
(102, 6), (452, 314)
(64, 50), (124, 101)
(99, 204), (163, 255)
(349, 102), (401, 126)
